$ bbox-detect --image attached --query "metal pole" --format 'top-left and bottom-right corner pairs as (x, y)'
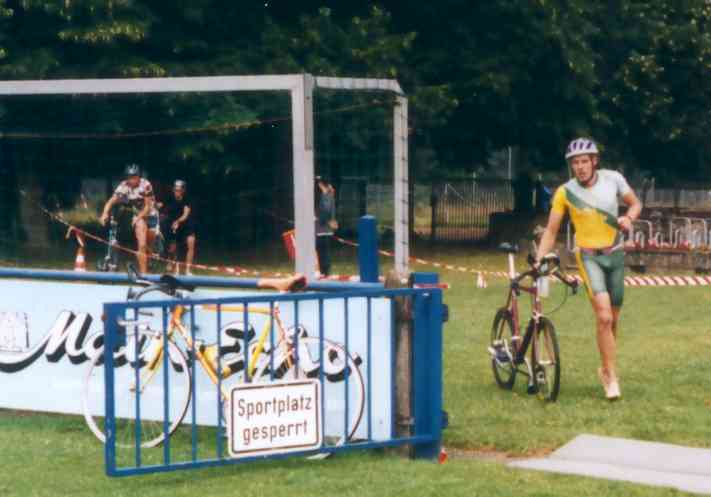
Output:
(291, 74), (317, 276)
(394, 96), (409, 273)
(507, 146), (512, 180)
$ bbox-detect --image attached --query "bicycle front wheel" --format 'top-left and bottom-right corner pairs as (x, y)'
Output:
(252, 337), (365, 448)
(531, 317), (561, 402)
(490, 308), (517, 390)
(83, 331), (192, 448)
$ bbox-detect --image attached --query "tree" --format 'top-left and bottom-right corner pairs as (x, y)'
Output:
(594, 0), (711, 180)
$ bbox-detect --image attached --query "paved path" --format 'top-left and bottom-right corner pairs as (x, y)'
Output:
(509, 434), (711, 495)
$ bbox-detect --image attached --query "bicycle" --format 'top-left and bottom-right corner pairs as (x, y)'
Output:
(96, 203), (166, 273)
(487, 243), (578, 402)
(96, 208), (120, 272)
(83, 267), (365, 450)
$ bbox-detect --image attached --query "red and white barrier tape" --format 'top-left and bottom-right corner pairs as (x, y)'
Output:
(623, 275), (711, 286)
(335, 236), (711, 288)
(30, 193), (711, 289)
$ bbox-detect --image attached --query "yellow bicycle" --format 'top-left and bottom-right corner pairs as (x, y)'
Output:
(83, 272), (365, 450)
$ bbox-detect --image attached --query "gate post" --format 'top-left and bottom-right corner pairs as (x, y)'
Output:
(385, 269), (413, 457)
(411, 272), (443, 459)
(358, 215), (380, 283)
(102, 302), (124, 477)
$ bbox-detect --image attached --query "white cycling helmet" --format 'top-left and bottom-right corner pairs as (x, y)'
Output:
(565, 137), (599, 160)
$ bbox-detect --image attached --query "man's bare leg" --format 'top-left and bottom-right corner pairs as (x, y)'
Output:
(611, 306), (621, 340)
(258, 274), (306, 292)
(134, 220), (149, 274)
(185, 235), (196, 275)
(165, 242), (177, 273)
(591, 292), (620, 398)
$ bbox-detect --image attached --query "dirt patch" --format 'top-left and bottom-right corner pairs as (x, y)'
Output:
(446, 445), (556, 462)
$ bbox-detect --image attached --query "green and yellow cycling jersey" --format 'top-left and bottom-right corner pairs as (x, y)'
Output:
(551, 169), (632, 249)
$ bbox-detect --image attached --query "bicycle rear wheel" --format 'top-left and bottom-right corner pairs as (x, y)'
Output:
(531, 317), (560, 402)
(83, 330), (192, 448)
(490, 308), (517, 390)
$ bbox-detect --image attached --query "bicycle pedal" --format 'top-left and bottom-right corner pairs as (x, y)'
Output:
(487, 346), (510, 364)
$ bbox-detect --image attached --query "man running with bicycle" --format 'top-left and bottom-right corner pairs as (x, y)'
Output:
(535, 138), (642, 400)
(99, 163), (160, 274)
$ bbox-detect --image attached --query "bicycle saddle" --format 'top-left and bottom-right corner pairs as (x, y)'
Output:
(498, 242), (519, 254)
(159, 274), (196, 293)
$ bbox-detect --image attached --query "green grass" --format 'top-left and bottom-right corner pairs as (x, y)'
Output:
(0, 412), (691, 497)
(1, 246), (710, 496)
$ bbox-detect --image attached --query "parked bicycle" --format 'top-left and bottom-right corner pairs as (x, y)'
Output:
(488, 243), (578, 402)
(83, 267), (365, 449)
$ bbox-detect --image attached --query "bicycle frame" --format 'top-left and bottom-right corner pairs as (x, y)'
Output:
(200, 303), (294, 379)
(489, 247), (577, 402)
(129, 297), (311, 409)
(503, 252), (543, 369)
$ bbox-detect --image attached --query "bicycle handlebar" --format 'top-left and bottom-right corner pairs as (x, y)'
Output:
(552, 270), (579, 294)
(513, 257), (579, 293)
(126, 264), (196, 299)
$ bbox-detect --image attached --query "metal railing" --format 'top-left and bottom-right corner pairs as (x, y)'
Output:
(100, 286), (443, 476)
(416, 179), (514, 242)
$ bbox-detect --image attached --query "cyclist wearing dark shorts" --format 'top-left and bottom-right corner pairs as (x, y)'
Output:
(535, 138), (642, 400)
(100, 163), (159, 274)
(161, 179), (196, 275)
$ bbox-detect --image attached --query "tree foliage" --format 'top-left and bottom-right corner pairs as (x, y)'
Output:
(0, 0), (708, 180)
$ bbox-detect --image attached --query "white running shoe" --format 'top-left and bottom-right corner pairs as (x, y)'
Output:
(598, 368), (621, 401)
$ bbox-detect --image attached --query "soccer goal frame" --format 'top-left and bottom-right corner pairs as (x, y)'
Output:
(0, 74), (409, 276)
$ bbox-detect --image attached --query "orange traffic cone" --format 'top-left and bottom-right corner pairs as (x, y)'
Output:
(67, 227), (87, 272)
(74, 245), (87, 272)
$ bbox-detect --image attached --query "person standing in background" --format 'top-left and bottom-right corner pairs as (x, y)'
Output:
(161, 180), (197, 275)
(315, 176), (337, 277)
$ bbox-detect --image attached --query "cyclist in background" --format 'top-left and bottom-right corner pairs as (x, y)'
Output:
(161, 179), (197, 275)
(100, 163), (159, 274)
(535, 138), (642, 400)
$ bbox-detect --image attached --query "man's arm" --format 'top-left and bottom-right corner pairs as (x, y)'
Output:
(99, 195), (118, 226)
(535, 211), (565, 262)
(617, 190), (642, 233)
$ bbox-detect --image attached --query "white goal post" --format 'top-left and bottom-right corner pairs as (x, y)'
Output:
(0, 74), (409, 276)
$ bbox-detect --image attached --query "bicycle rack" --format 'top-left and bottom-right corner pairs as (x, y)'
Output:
(669, 217), (693, 250)
(629, 220), (653, 249)
(633, 231), (646, 248)
(688, 218), (708, 249)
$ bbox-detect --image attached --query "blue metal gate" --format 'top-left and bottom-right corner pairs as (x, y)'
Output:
(99, 285), (443, 476)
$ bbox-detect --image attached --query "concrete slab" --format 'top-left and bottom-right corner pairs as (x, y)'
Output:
(509, 434), (711, 495)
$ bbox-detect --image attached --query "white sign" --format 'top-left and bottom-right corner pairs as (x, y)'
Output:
(0, 277), (392, 442)
(229, 380), (321, 458)
(0, 311), (29, 352)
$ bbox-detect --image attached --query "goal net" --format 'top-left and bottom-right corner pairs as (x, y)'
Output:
(0, 75), (408, 278)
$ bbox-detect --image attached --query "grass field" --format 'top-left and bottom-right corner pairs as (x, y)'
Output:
(2, 245), (710, 497)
